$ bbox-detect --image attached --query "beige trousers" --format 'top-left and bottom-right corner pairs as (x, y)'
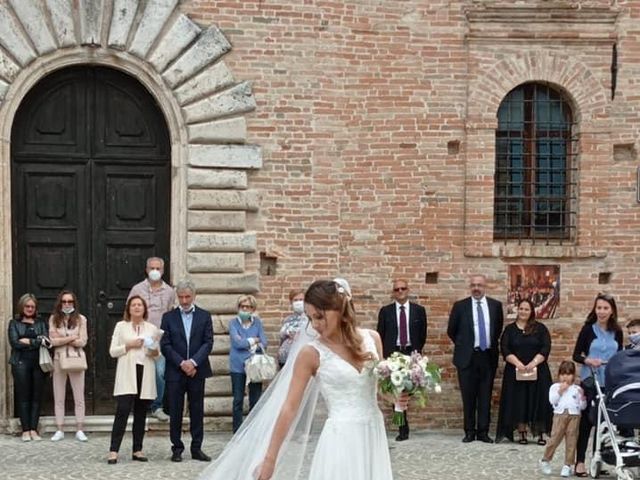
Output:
(52, 360), (86, 428)
(543, 411), (580, 465)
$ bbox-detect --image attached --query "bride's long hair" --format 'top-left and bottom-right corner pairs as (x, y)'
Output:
(304, 280), (370, 362)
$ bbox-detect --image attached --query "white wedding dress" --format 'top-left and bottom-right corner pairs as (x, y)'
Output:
(305, 332), (393, 479)
(198, 328), (392, 480)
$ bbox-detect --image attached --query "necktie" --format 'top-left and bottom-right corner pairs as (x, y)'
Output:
(399, 305), (408, 347)
(477, 301), (488, 351)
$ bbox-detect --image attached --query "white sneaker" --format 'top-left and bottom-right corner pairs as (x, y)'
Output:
(51, 430), (64, 442)
(539, 459), (552, 475)
(152, 408), (169, 422)
(560, 465), (572, 477)
(75, 430), (88, 442)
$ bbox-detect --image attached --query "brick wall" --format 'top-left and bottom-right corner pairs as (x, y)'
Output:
(182, 0), (640, 429)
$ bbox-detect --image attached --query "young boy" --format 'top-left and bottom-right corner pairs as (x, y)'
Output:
(539, 361), (587, 477)
(626, 318), (640, 350)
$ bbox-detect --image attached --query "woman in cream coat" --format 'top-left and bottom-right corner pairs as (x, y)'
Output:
(107, 295), (160, 464)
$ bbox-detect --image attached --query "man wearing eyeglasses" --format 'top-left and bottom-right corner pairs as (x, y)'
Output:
(377, 279), (427, 441)
(447, 274), (504, 444)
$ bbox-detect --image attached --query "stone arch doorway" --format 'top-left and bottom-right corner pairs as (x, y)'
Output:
(11, 65), (171, 413)
(0, 0), (261, 428)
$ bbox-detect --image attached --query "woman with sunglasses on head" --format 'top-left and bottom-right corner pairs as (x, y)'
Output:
(203, 279), (405, 480)
(8, 293), (49, 442)
(572, 293), (623, 477)
(48, 290), (89, 442)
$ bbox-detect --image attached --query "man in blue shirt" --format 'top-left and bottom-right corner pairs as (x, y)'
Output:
(160, 280), (213, 462)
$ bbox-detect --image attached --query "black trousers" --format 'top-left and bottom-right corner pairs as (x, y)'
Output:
(109, 365), (150, 453)
(166, 375), (206, 453)
(12, 360), (46, 432)
(457, 350), (495, 436)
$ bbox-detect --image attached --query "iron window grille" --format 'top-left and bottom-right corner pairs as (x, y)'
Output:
(494, 83), (578, 243)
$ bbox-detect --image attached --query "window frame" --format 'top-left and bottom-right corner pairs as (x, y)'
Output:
(493, 83), (577, 243)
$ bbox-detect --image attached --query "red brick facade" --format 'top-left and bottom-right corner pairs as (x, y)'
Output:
(182, 0), (640, 429)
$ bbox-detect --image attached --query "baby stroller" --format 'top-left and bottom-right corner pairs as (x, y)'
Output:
(588, 350), (640, 480)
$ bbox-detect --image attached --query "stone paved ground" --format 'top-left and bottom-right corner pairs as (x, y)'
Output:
(0, 430), (630, 479)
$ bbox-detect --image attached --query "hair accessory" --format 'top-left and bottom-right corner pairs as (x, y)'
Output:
(333, 277), (352, 299)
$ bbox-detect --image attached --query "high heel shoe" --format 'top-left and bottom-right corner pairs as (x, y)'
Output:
(132, 454), (148, 462)
(107, 453), (118, 464)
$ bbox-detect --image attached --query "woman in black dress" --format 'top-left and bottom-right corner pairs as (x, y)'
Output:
(496, 299), (553, 444)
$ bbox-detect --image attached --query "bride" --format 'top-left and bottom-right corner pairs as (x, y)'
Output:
(199, 279), (406, 480)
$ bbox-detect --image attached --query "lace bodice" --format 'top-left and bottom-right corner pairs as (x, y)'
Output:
(309, 330), (380, 421)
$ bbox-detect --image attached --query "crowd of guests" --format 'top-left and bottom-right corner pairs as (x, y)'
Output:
(7, 262), (640, 474)
(446, 278), (639, 478)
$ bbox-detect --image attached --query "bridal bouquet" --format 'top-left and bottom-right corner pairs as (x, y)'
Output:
(374, 351), (442, 426)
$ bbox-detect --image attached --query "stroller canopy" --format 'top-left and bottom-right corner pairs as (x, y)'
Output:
(605, 349), (640, 399)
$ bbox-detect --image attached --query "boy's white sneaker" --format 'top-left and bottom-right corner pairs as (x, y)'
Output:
(560, 465), (572, 477)
(539, 459), (552, 475)
(51, 430), (64, 442)
(75, 430), (88, 442)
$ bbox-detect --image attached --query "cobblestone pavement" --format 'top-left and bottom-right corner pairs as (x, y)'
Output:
(0, 430), (621, 479)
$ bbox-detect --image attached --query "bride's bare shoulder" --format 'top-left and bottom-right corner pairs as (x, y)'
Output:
(295, 344), (321, 370)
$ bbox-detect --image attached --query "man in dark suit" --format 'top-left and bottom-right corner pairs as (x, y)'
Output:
(377, 279), (427, 441)
(160, 280), (214, 462)
(447, 274), (504, 444)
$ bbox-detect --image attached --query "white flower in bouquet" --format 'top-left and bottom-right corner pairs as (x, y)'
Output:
(374, 351), (442, 427)
(390, 371), (404, 388)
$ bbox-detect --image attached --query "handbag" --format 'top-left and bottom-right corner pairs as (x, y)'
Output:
(245, 345), (277, 383)
(516, 367), (537, 381)
(59, 345), (88, 372)
(39, 337), (54, 373)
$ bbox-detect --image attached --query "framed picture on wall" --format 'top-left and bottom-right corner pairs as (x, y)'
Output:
(507, 265), (560, 320)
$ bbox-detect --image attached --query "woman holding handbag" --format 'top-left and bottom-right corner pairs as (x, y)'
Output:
(107, 295), (160, 464)
(495, 299), (553, 445)
(48, 290), (88, 442)
(8, 293), (49, 442)
(229, 294), (268, 433)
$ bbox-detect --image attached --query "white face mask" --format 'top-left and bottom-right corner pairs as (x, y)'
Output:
(62, 307), (75, 315)
(148, 269), (162, 282)
(630, 332), (640, 346)
(292, 300), (305, 314)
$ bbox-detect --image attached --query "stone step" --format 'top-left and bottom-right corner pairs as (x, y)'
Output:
(13, 413), (235, 435)
(205, 375), (232, 396)
(212, 334), (230, 354)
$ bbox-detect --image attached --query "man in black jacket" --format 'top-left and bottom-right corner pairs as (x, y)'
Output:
(447, 274), (504, 444)
(377, 279), (427, 441)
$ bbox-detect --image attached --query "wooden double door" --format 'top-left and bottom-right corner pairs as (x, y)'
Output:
(11, 66), (171, 413)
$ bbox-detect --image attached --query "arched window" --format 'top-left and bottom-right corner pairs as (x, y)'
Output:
(494, 83), (577, 242)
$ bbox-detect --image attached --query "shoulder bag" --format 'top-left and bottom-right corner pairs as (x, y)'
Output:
(59, 345), (88, 372)
(245, 344), (277, 384)
(39, 337), (54, 373)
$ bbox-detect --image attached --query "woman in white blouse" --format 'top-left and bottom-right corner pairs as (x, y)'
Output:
(107, 295), (160, 464)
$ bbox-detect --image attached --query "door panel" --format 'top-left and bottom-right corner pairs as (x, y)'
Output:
(91, 163), (170, 412)
(13, 163), (89, 313)
(12, 70), (88, 157)
(11, 66), (171, 414)
(94, 68), (169, 158)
